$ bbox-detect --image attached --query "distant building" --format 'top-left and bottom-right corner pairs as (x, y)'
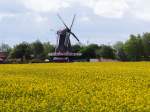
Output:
(89, 58), (119, 62)
(0, 52), (8, 63)
(90, 59), (100, 62)
(100, 58), (118, 62)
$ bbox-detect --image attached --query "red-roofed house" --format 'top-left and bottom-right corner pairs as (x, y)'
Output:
(0, 52), (8, 63)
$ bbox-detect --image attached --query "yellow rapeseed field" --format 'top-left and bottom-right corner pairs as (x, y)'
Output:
(0, 62), (150, 111)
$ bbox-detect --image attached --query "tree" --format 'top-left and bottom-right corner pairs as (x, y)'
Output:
(80, 44), (99, 59)
(43, 42), (55, 58)
(142, 33), (150, 60)
(0, 43), (11, 53)
(11, 42), (31, 62)
(113, 41), (127, 61)
(124, 34), (144, 61)
(99, 45), (115, 59)
(72, 44), (81, 53)
(31, 40), (44, 60)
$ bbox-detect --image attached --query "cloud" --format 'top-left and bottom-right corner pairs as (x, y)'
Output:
(19, 0), (150, 21)
(74, 0), (150, 21)
(128, 0), (150, 21)
(22, 0), (71, 12)
(82, 0), (129, 18)
(1, 0), (150, 21)
(32, 14), (48, 23)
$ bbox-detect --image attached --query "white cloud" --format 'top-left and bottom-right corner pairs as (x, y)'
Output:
(20, 0), (129, 18)
(128, 0), (150, 21)
(22, 0), (71, 12)
(71, 0), (128, 18)
(0, 0), (143, 21)
(20, 0), (150, 21)
(34, 15), (48, 23)
(0, 0), (150, 22)
(82, 0), (129, 18)
(81, 0), (150, 21)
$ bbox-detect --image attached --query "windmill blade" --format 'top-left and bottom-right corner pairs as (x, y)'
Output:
(70, 32), (80, 42)
(57, 14), (69, 29)
(70, 14), (76, 30)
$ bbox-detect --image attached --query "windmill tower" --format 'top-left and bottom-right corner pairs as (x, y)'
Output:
(49, 14), (82, 62)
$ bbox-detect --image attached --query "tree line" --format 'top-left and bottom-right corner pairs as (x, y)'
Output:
(1, 32), (150, 62)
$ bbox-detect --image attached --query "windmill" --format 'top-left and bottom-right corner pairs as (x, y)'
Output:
(49, 14), (82, 62)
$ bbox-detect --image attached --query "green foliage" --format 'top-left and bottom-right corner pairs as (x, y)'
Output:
(124, 35), (144, 61)
(99, 45), (115, 59)
(142, 33), (150, 60)
(80, 44), (99, 59)
(0, 43), (11, 53)
(113, 41), (124, 51)
(31, 40), (45, 60)
(71, 44), (81, 53)
(113, 42), (127, 61)
(43, 42), (55, 58)
(10, 42), (32, 62)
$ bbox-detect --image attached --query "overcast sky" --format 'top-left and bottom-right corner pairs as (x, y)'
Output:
(0, 0), (150, 46)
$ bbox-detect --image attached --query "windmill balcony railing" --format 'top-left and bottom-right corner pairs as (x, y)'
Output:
(48, 52), (82, 57)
